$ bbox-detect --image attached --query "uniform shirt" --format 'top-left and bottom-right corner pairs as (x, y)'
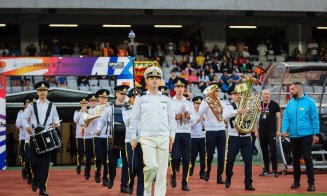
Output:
(22, 99), (60, 134)
(123, 105), (140, 143)
(73, 110), (83, 139)
(198, 98), (228, 131)
(129, 91), (177, 140)
(191, 111), (205, 138)
(171, 96), (196, 134)
(224, 102), (251, 137)
(15, 110), (26, 141)
(96, 104), (114, 138)
(80, 107), (96, 139)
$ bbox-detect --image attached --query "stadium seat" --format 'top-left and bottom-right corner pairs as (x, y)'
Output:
(174, 55), (183, 63)
(90, 86), (100, 93)
(89, 79), (98, 87)
(79, 86), (90, 92)
(276, 55), (285, 62)
(6, 86), (11, 93)
(267, 55), (275, 61)
(99, 79), (109, 88)
(12, 86), (23, 93)
(258, 55), (267, 63)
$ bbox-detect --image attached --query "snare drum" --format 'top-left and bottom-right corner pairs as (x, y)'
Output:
(112, 124), (126, 150)
(31, 127), (61, 154)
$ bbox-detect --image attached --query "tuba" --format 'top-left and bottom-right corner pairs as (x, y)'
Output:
(234, 75), (261, 134)
(82, 104), (107, 127)
(203, 84), (224, 122)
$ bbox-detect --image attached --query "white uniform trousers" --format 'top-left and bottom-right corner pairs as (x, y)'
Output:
(141, 135), (169, 196)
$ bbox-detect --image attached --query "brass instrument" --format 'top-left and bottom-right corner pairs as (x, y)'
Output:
(203, 84), (224, 122)
(234, 75), (261, 134)
(82, 104), (107, 126)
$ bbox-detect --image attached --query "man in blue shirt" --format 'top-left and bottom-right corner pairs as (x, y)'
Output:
(281, 82), (320, 192)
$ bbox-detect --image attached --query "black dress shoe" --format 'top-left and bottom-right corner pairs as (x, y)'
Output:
(245, 185), (255, 191)
(39, 190), (49, 196)
(217, 175), (225, 184)
(170, 178), (176, 188)
(307, 184), (315, 192)
(182, 185), (190, 191)
(32, 183), (38, 192)
(120, 185), (129, 193)
(76, 166), (81, 175)
(204, 172), (210, 181)
(107, 180), (114, 189)
(200, 173), (205, 179)
(94, 172), (101, 183)
(27, 177), (32, 185)
(128, 184), (133, 194)
(225, 178), (231, 188)
(84, 174), (90, 180)
(103, 180), (108, 187)
(291, 182), (301, 189)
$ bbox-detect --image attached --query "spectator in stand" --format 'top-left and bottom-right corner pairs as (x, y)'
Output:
(203, 47), (211, 60)
(102, 42), (114, 57)
(44, 76), (58, 87)
(222, 45), (231, 59)
(26, 40), (37, 57)
(117, 46), (129, 57)
(220, 56), (230, 73)
(168, 69), (178, 97)
(292, 47), (304, 62)
(184, 63), (195, 76)
(253, 63), (265, 78)
(221, 78), (234, 93)
(231, 59), (241, 73)
(198, 70), (209, 92)
(155, 45), (165, 60)
(228, 42), (237, 58)
(57, 76), (67, 87)
(22, 76), (31, 90)
(307, 39), (319, 61)
(187, 68), (198, 85)
(196, 51), (205, 68)
(319, 48), (327, 62)
(188, 51), (195, 64)
(180, 56), (189, 71)
(72, 42), (80, 55)
(193, 36), (204, 52)
(208, 67), (216, 82)
(50, 39), (61, 56)
(231, 70), (240, 84)
(212, 44), (220, 58)
(179, 38), (190, 55)
(145, 45), (154, 59)
(39, 41), (48, 56)
(0, 43), (9, 56)
(220, 71), (229, 85)
(210, 75), (220, 85)
(211, 58), (220, 73)
(166, 39), (176, 55)
(93, 45), (102, 57)
(9, 44), (20, 56)
(257, 41), (268, 56)
(243, 59), (253, 73)
(61, 41), (72, 56)
(12, 76), (22, 86)
(170, 59), (179, 71)
(266, 39), (274, 55)
(204, 64), (211, 76)
(243, 46), (250, 58)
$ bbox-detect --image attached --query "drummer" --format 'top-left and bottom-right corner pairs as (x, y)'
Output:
(22, 81), (60, 196)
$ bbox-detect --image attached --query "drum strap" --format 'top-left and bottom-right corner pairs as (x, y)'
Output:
(33, 102), (53, 127)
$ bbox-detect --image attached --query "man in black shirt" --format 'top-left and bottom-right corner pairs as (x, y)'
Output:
(255, 89), (281, 177)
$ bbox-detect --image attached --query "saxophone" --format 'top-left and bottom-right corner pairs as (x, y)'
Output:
(203, 84), (224, 122)
(234, 75), (261, 134)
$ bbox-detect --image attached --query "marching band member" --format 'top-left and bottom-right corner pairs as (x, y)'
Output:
(22, 82), (60, 196)
(107, 85), (129, 193)
(198, 84), (228, 184)
(158, 86), (169, 96)
(93, 89), (111, 186)
(189, 96), (206, 180)
(81, 94), (97, 180)
(73, 97), (88, 175)
(15, 96), (30, 181)
(170, 78), (195, 191)
(129, 66), (177, 196)
(123, 88), (144, 195)
(224, 89), (255, 191)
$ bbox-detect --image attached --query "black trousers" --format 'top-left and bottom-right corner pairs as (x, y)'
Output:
(108, 139), (128, 186)
(84, 138), (94, 176)
(76, 138), (85, 168)
(290, 135), (315, 185)
(205, 131), (226, 178)
(226, 136), (253, 186)
(94, 137), (108, 181)
(171, 133), (191, 186)
(259, 130), (277, 172)
(19, 140), (26, 176)
(30, 141), (51, 192)
(190, 137), (205, 177)
(126, 143), (144, 196)
(24, 143), (33, 181)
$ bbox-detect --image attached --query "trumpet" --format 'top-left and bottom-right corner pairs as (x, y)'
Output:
(82, 103), (107, 127)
